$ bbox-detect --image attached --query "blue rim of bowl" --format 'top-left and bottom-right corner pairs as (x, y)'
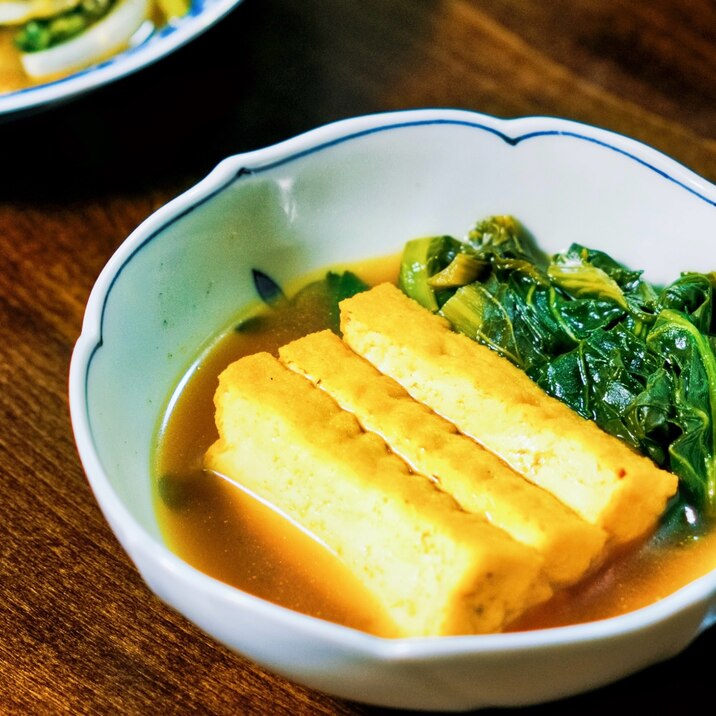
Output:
(87, 112), (716, 396)
(0, 0), (244, 115)
(70, 109), (716, 654)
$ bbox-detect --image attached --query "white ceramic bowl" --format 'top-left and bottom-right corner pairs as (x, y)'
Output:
(69, 109), (716, 712)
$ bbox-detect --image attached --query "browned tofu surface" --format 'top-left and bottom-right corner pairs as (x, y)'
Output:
(205, 352), (552, 637)
(279, 330), (607, 586)
(340, 283), (678, 548)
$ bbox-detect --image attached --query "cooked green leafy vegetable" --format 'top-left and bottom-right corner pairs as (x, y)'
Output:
(399, 235), (467, 311)
(399, 215), (716, 530)
(15, 0), (117, 52)
(321, 270), (371, 332)
(248, 269), (369, 335)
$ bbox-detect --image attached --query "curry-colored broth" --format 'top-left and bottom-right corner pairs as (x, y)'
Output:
(154, 256), (716, 637)
(155, 258), (402, 637)
(0, 30), (26, 93)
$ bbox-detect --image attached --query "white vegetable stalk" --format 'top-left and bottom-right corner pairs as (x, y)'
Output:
(20, 0), (149, 79)
(0, 2), (32, 22)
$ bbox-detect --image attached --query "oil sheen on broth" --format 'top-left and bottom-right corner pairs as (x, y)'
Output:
(154, 256), (716, 637)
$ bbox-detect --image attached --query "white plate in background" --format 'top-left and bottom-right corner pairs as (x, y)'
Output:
(0, 0), (243, 116)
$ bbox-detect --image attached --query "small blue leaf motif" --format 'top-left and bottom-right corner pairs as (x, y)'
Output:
(252, 269), (286, 306)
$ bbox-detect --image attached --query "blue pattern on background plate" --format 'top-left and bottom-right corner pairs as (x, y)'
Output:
(0, 0), (243, 115)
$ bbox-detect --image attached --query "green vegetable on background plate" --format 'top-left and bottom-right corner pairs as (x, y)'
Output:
(399, 215), (716, 532)
(14, 0), (116, 52)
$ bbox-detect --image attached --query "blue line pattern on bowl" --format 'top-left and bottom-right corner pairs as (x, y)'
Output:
(82, 115), (716, 429)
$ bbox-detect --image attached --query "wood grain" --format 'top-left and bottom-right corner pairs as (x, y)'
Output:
(0, 0), (714, 713)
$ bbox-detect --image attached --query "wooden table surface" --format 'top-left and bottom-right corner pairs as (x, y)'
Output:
(1, 0), (714, 713)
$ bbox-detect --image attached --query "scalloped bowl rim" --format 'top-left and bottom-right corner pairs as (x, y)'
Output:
(69, 109), (716, 672)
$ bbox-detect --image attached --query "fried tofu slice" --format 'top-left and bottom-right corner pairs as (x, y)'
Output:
(339, 283), (678, 548)
(205, 352), (552, 637)
(279, 330), (607, 586)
